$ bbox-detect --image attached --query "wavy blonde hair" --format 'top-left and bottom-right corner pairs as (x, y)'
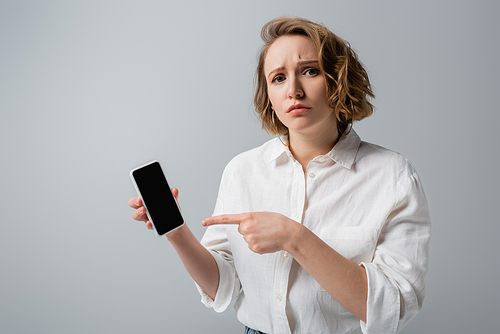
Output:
(254, 16), (375, 135)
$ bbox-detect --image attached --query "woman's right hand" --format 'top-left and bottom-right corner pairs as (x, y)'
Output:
(128, 188), (180, 231)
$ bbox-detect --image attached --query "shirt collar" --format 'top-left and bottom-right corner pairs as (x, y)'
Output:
(326, 129), (361, 169)
(264, 136), (290, 164)
(264, 129), (361, 169)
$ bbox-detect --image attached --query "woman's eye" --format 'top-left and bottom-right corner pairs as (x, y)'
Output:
(272, 75), (285, 83)
(304, 68), (320, 76)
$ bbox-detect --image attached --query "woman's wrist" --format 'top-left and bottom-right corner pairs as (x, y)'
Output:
(284, 219), (306, 254)
(165, 223), (189, 242)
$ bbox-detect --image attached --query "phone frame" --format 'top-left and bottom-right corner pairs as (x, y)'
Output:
(130, 160), (185, 236)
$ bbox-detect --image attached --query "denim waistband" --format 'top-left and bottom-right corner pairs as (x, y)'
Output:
(244, 326), (266, 334)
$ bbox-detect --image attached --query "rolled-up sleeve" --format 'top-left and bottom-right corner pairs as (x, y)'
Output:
(194, 168), (242, 313)
(360, 172), (431, 333)
(194, 225), (241, 312)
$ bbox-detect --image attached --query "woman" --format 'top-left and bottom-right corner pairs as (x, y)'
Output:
(129, 17), (430, 334)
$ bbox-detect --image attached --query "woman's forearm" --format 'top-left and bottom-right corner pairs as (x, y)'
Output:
(166, 224), (219, 300)
(287, 224), (368, 323)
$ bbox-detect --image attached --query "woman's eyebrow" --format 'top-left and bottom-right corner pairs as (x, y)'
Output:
(297, 60), (319, 66)
(267, 67), (285, 80)
(267, 60), (320, 80)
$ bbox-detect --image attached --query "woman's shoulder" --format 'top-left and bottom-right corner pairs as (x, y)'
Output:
(225, 137), (282, 168)
(215, 138), (281, 187)
(357, 140), (417, 178)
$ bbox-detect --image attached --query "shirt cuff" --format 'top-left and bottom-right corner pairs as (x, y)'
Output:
(360, 262), (400, 334)
(194, 250), (239, 313)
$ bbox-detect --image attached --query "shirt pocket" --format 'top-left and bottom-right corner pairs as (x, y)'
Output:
(312, 226), (379, 291)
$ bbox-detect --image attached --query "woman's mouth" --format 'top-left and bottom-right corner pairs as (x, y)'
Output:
(287, 104), (311, 115)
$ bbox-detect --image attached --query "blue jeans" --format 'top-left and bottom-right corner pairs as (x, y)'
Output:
(244, 326), (266, 334)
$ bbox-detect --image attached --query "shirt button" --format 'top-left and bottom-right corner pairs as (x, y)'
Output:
(293, 212), (300, 219)
(309, 172), (316, 178)
(283, 251), (289, 258)
(277, 294), (283, 301)
(318, 157), (325, 163)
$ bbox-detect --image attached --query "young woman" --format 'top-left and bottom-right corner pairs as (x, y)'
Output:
(129, 17), (431, 334)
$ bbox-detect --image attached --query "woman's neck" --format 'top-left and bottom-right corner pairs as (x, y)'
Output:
(288, 124), (340, 172)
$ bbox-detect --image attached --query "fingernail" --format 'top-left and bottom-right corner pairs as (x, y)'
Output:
(136, 198), (140, 206)
(201, 220), (208, 226)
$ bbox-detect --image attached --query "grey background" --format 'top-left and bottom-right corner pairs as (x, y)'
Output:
(1, 0), (498, 333)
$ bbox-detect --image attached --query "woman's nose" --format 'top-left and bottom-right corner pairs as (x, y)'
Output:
(287, 76), (304, 99)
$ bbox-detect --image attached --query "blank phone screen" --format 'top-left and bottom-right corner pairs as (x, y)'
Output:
(131, 161), (184, 235)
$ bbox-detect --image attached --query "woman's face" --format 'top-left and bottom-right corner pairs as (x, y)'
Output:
(264, 34), (337, 139)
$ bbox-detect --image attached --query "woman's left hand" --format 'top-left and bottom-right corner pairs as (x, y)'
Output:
(202, 212), (301, 254)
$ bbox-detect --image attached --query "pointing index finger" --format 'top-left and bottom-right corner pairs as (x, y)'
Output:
(202, 214), (244, 226)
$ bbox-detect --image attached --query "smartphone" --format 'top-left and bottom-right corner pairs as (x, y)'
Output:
(130, 160), (184, 236)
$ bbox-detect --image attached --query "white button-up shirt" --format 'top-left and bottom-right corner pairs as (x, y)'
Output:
(196, 130), (431, 334)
